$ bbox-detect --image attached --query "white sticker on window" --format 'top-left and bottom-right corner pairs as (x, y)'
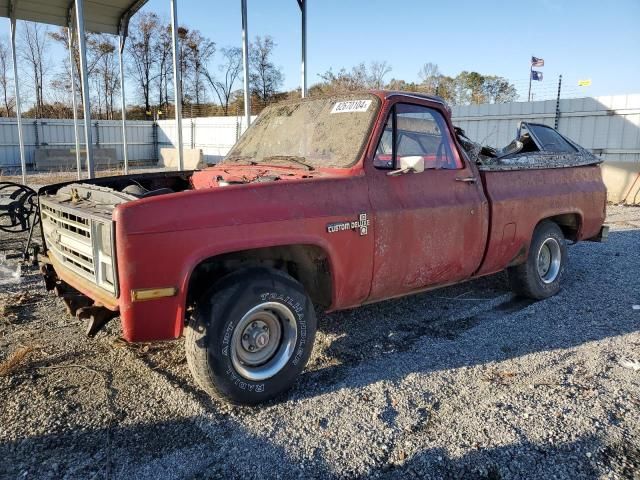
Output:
(330, 99), (372, 114)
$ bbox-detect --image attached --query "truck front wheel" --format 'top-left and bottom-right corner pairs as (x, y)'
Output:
(185, 267), (317, 405)
(507, 220), (567, 300)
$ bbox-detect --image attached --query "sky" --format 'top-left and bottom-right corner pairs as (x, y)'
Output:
(1, 0), (639, 102)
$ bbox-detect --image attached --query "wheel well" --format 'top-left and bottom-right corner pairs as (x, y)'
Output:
(546, 213), (582, 241)
(186, 245), (333, 309)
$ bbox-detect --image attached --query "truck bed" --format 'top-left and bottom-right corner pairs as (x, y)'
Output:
(476, 164), (607, 276)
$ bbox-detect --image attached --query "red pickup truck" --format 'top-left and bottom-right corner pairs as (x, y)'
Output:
(38, 91), (607, 404)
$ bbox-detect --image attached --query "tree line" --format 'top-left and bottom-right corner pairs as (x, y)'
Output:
(312, 61), (518, 105)
(0, 16), (518, 120)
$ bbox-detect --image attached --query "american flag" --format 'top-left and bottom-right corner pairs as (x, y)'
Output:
(531, 70), (543, 81)
(531, 56), (545, 67)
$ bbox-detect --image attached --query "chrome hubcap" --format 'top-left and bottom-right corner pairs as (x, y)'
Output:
(537, 238), (561, 284)
(231, 302), (298, 381)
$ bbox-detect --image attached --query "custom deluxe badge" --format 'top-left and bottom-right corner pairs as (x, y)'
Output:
(327, 213), (370, 236)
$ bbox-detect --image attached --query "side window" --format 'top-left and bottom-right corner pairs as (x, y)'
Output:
(374, 114), (394, 168)
(374, 103), (463, 170)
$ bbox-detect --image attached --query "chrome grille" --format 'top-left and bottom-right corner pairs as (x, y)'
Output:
(41, 200), (117, 295)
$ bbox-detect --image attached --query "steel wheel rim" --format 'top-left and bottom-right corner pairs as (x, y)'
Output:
(537, 237), (561, 284)
(230, 301), (298, 381)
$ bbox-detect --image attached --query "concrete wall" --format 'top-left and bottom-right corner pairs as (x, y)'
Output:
(156, 116), (255, 165)
(601, 162), (640, 204)
(159, 148), (204, 169)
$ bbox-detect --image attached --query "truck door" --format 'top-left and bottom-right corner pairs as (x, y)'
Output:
(365, 101), (488, 301)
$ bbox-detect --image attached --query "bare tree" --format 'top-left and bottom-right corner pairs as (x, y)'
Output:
(316, 63), (369, 93)
(249, 36), (283, 103)
(184, 30), (215, 106)
(176, 26), (191, 105)
(94, 36), (119, 119)
(127, 12), (159, 117)
(49, 28), (116, 117)
(368, 61), (391, 89)
(157, 24), (173, 108)
(19, 22), (50, 118)
(205, 46), (241, 115)
(417, 62), (442, 95)
(0, 39), (14, 116)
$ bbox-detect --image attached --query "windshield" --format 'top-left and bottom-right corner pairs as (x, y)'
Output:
(222, 93), (381, 169)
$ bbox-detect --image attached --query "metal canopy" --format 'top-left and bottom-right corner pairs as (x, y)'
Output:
(0, 0), (147, 35)
(0, 0), (309, 182)
(0, 0), (149, 181)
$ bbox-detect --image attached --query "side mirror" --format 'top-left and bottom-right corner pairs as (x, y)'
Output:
(387, 156), (425, 176)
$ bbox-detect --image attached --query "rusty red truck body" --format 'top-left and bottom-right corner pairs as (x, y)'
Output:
(38, 91), (607, 404)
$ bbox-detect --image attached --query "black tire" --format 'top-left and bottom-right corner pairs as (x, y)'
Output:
(507, 220), (567, 300)
(185, 267), (317, 405)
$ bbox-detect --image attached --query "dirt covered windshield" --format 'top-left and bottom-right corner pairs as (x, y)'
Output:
(222, 94), (381, 169)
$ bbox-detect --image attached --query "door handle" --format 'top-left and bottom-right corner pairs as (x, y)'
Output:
(455, 176), (477, 183)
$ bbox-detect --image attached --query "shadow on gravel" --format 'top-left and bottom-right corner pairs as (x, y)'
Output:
(373, 433), (637, 480)
(292, 229), (640, 402)
(4, 422), (636, 479)
(0, 414), (330, 479)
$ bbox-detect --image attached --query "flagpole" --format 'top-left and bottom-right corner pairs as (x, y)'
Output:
(528, 56), (532, 102)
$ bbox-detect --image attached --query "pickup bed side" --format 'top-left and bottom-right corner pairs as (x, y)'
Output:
(476, 165), (607, 276)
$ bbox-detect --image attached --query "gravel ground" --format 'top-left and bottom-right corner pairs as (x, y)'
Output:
(1, 205), (639, 480)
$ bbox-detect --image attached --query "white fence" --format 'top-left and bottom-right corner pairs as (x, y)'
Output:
(452, 94), (640, 163)
(0, 118), (156, 167)
(157, 116), (253, 165)
(0, 95), (637, 169)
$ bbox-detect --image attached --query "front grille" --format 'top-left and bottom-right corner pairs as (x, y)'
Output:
(41, 200), (117, 295)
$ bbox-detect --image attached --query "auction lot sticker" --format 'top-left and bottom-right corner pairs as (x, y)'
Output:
(330, 99), (372, 114)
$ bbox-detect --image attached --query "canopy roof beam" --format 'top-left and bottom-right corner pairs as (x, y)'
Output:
(2, 0), (151, 35)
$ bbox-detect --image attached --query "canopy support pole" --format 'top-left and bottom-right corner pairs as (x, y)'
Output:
(169, 0), (183, 170)
(67, 27), (82, 180)
(117, 1), (147, 174)
(298, 0), (307, 98)
(118, 35), (129, 174)
(74, 0), (94, 178)
(241, 0), (250, 129)
(8, 12), (26, 184)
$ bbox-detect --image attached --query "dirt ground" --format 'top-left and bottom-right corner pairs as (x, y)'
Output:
(1, 205), (639, 480)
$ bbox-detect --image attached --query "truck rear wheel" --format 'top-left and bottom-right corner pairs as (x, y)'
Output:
(507, 220), (567, 300)
(185, 267), (316, 405)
